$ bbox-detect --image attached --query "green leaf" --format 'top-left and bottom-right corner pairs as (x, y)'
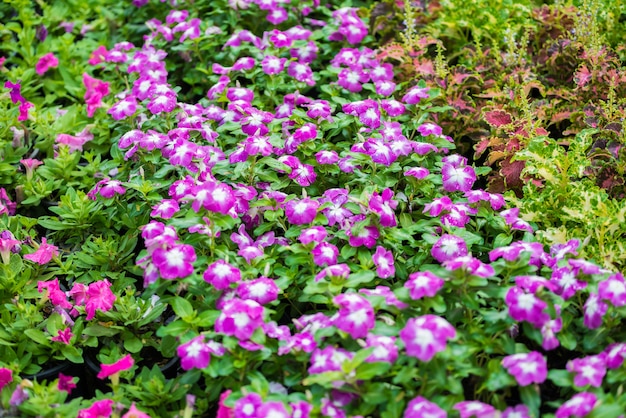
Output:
(123, 334), (143, 353)
(302, 371), (344, 387)
(547, 369), (572, 387)
(24, 329), (49, 345)
(82, 324), (120, 337)
(169, 296), (195, 320)
(345, 270), (375, 288)
(519, 384), (541, 414)
(355, 361), (391, 380)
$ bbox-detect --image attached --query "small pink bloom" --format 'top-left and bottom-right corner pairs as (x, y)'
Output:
(400, 315), (456, 362)
(24, 237), (59, 265)
(217, 390), (234, 418)
(566, 354), (606, 387)
(404, 396), (446, 418)
(369, 189), (398, 227)
(85, 279), (116, 320)
(97, 354), (134, 379)
(502, 405), (530, 418)
(431, 234), (468, 263)
(583, 292), (608, 329)
(0, 368), (12, 391)
(309, 346), (353, 374)
(122, 403), (151, 418)
(454, 401), (496, 418)
(38, 278), (73, 309)
(442, 163), (476, 192)
(333, 293), (375, 339)
(505, 286), (549, 328)
(152, 243), (197, 280)
(365, 334), (398, 363)
(83, 73), (110, 117)
(604, 343), (626, 369)
(406, 271), (445, 300)
(51, 328), (73, 344)
(284, 198), (319, 225)
(36, 52), (59, 75)
(150, 199), (180, 219)
(402, 85), (429, 104)
(598, 272), (626, 307)
(237, 277), (279, 305)
(203, 259), (241, 290)
(77, 399), (114, 418)
(372, 246), (395, 278)
(57, 373), (76, 394)
(502, 351), (548, 386)
(215, 298), (265, 341)
(555, 392), (597, 418)
(178, 336), (211, 370)
(234, 393), (263, 418)
(312, 242), (339, 266)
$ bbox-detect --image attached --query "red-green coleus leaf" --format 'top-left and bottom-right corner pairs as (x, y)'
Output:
(484, 110), (513, 128)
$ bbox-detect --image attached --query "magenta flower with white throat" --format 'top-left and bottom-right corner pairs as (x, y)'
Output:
(400, 315), (456, 362)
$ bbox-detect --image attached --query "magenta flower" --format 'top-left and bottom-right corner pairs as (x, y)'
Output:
(400, 315), (456, 362)
(122, 403), (151, 418)
(443, 255), (495, 278)
(84, 280), (116, 320)
(402, 85), (429, 104)
(178, 336), (211, 370)
(583, 292), (608, 329)
(442, 163), (476, 192)
(78, 399), (114, 418)
(234, 393), (263, 418)
(333, 293), (375, 339)
(502, 405), (530, 418)
(108, 96), (137, 120)
(405, 271), (445, 300)
(152, 243), (196, 280)
(287, 61), (315, 85)
(567, 354), (607, 387)
(203, 259), (241, 290)
(24, 237), (59, 265)
(369, 189), (398, 227)
(308, 346), (353, 374)
(299, 226), (327, 245)
(98, 179), (126, 198)
(541, 315), (563, 351)
(51, 328), (73, 345)
(502, 351), (548, 386)
(315, 263), (351, 282)
(83, 73), (110, 117)
(150, 199), (180, 219)
(365, 334), (398, 363)
(360, 286), (409, 309)
(431, 234), (468, 263)
(555, 392), (597, 418)
(18, 101), (34, 121)
(598, 272), (626, 307)
(372, 245), (395, 278)
(215, 298), (265, 341)
(0, 368), (12, 391)
(97, 354), (134, 379)
(56, 128), (94, 152)
(237, 277), (279, 305)
(38, 278), (72, 309)
(35, 52), (59, 75)
(417, 122), (443, 137)
(312, 242), (339, 266)
(57, 373), (77, 394)
(505, 286), (549, 328)
(404, 396), (446, 418)
(347, 223), (379, 248)
(604, 343), (626, 369)
(453, 401), (496, 418)
(4, 80), (25, 104)
(284, 198), (319, 225)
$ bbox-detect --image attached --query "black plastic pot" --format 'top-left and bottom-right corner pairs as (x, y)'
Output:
(22, 360), (88, 399)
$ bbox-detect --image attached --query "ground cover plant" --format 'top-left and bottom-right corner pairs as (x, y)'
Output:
(1, 0), (626, 417)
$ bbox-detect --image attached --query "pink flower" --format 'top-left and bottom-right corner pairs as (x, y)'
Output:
(284, 198), (319, 225)
(555, 392), (597, 418)
(372, 246), (395, 278)
(38, 278), (73, 309)
(365, 334), (398, 363)
(443, 255), (495, 278)
(216, 390), (234, 418)
(84, 280), (116, 320)
(442, 163), (476, 192)
(234, 393), (263, 418)
(78, 399), (114, 418)
(203, 259), (241, 290)
(299, 226), (327, 245)
(56, 127), (94, 152)
(83, 73), (110, 117)
(566, 354), (607, 387)
(309, 346), (353, 374)
(258, 401), (289, 418)
(405, 271), (445, 300)
(583, 292), (608, 329)
(4, 80), (25, 104)
(400, 315), (456, 362)
(315, 263), (350, 282)
(347, 223), (379, 248)
(312, 242), (339, 266)
(504, 286), (549, 328)
(215, 298), (265, 341)
(108, 96), (137, 120)
(191, 181), (236, 215)
(431, 234), (468, 263)
(333, 293), (375, 339)
(57, 373), (76, 394)
(18, 101), (34, 121)
(97, 179), (126, 199)
(402, 85), (429, 104)
(404, 396), (446, 418)
(97, 354), (134, 379)
(369, 189), (398, 227)
(150, 199), (180, 219)
(502, 351), (548, 386)
(237, 277), (279, 305)
(0, 368), (12, 391)
(604, 343), (626, 369)
(122, 403), (151, 418)
(453, 401), (496, 418)
(35, 52), (59, 75)
(598, 273), (626, 307)
(178, 336), (211, 370)
(287, 61), (315, 85)
(502, 405), (530, 418)
(417, 122), (443, 137)
(541, 315), (562, 351)
(20, 158), (43, 180)
(360, 286), (408, 309)
(261, 55), (287, 75)
(51, 328), (73, 344)
(152, 243), (197, 280)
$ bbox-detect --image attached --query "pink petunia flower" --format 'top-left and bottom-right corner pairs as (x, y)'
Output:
(431, 234), (468, 263)
(83, 73), (110, 117)
(372, 245), (395, 278)
(402, 85), (429, 104)
(365, 334), (398, 363)
(315, 263), (351, 282)
(369, 189), (398, 227)
(441, 163), (476, 193)
(333, 293), (375, 339)
(203, 259), (241, 290)
(152, 243), (196, 280)
(77, 399), (114, 418)
(35, 52), (59, 76)
(56, 127), (94, 152)
(284, 198), (319, 225)
(51, 328), (73, 345)
(312, 242), (339, 266)
(122, 403), (151, 418)
(84, 279), (116, 320)
(97, 354), (134, 379)
(214, 298), (265, 341)
(583, 292), (608, 329)
(24, 237), (59, 265)
(566, 354), (607, 387)
(598, 272), (626, 307)
(404, 396), (447, 418)
(400, 315), (456, 362)
(604, 343), (626, 369)
(177, 336), (211, 370)
(0, 368), (12, 391)
(505, 286), (549, 328)
(57, 373), (77, 394)
(308, 346), (353, 374)
(405, 271), (445, 300)
(108, 96), (137, 120)
(234, 393), (263, 418)
(555, 392), (597, 418)
(454, 401), (497, 418)
(38, 278), (73, 309)
(236, 277), (279, 305)
(502, 351), (548, 386)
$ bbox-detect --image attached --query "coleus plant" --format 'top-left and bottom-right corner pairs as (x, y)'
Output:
(1, 0), (626, 417)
